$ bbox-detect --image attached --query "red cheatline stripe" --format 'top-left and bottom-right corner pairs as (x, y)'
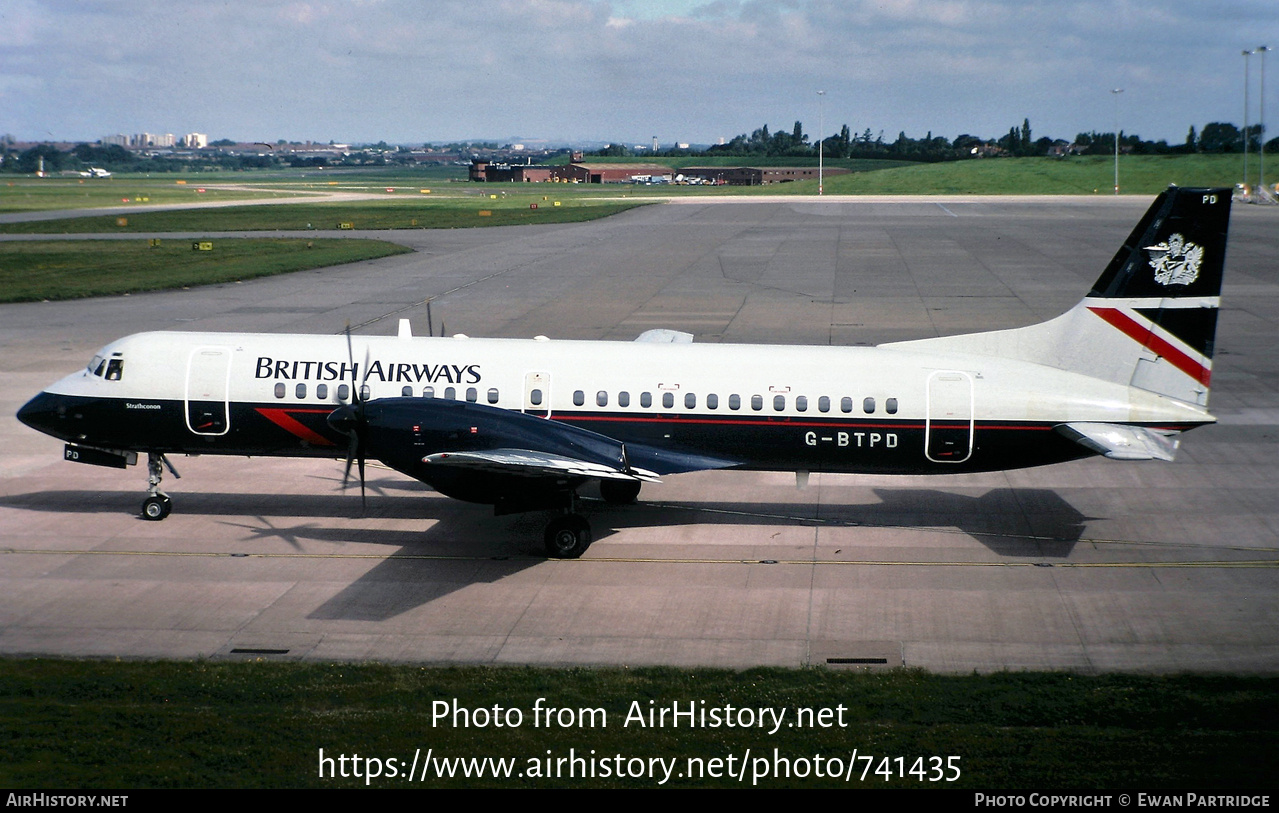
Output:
(554, 414), (1056, 431)
(255, 408), (336, 446)
(1087, 307), (1212, 387)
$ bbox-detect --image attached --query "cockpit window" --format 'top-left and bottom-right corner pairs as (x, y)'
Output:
(88, 355), (105, 376)
(105, 359), (124, 380)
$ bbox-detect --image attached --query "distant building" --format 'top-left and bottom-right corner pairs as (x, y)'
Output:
(128, 133), (175, 148)
(680, 166), (850, 186)
(184, 133), (208, 149)
(470, 158), (676, 184)
(558, 162), (675, 184)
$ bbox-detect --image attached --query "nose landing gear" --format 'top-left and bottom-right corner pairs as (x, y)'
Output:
(140, 453), (180, 521)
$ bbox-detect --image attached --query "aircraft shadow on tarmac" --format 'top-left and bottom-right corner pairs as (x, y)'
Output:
(3, 486), (1088, 622)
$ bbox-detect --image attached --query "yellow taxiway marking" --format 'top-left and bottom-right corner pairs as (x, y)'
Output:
(2, 548), (1276, 568)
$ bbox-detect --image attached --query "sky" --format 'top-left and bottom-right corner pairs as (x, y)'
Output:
(2, 0), (1277, 147)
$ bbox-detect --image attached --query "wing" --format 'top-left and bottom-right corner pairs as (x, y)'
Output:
(424, 449), (661, 482)
(356, 397), (739, 496)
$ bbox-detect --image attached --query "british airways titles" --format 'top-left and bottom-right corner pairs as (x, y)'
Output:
(254, 357), (483, 385)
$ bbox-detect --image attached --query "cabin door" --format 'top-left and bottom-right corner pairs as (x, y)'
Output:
(925, 370), (973, 463)
(185, 346), (232, 436)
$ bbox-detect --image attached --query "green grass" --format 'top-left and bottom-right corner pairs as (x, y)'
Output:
(817, 154), (1249, 195)
(0, 178), (303, 213)
(0, 239), (413, 302)
(0, 200), (649, 234)
(0, 660), (1274, 789)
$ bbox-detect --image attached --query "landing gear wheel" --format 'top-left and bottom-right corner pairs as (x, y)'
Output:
(141, 494), (172, 521)
(600, 479), (641, 505)
(544, 514), (591, 559)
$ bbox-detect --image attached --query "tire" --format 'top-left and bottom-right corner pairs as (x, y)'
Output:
(544, 514), (591, 559)
(599, 479), (641, 505)
(141, 494), (171, 521)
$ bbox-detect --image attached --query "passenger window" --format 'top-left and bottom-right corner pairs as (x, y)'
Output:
(640, 392), (652, 408)
(707, 393), (719, 410)
(531, 388), (543, 406)
(487, 388), (499, 404)
(573, 390), (584, 406)
(729, 394), (741, 410)
(338, 384), (350, 401)
(597, 391), (608, 407)
(105, 359), (124, 380)
(662, 392), (674, 409)
(360, 384), (371, 401)
(818, 396), (830, 413)
(423, 386), (434, 398)
(296, 383), (307, 399)
(863, 397), (876, 414)
(796, 395), (807, 412)
(445, 386), (456, 400)
(751, 395), (763, 411)
(316, 384), (328, 400)
(773, 395), (785, 411)
(886, 397), (898, 414)
(619, 391), (630, 407)
(840, 396), (853, 413)
(466, 387), (478, 402)
(685, 393), (696, 409)
(402, 385), (413, 397)
(274, 382), (286, 399)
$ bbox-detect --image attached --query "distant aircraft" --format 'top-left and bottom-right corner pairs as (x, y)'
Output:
(77, 167), (112, 178)
(18, 187), (1230, 557)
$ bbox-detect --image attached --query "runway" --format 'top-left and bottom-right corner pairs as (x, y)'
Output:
(2, 196), (1277, 672)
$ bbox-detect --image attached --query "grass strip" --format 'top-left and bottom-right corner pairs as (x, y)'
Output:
(0, 660), (1274, 788)
(0, 180), (299, 213)
(820, 154), (1248, 195)
(0, 201), (649, 234)
(0, 239), (413, 302)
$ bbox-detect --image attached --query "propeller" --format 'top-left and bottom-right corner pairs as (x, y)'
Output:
(327, 323), (372, 511)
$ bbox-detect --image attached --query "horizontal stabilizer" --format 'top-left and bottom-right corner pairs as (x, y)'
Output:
(1056, 422), (1180, 462)
(424, 449), (661, 482)
(634, 329), (694, 343)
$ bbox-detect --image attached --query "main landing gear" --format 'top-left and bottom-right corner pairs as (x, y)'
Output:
(540, 488), (596, 559)
(539, 479), (642, 559)
(140, 453), (180, 521)
(544, 513), (591, 559)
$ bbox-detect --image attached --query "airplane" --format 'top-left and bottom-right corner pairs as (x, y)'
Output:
(17, 186), (1230, 559)
(78, 167), (113, 179)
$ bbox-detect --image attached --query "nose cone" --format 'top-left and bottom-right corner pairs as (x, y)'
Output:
(17, 391), (66, 439)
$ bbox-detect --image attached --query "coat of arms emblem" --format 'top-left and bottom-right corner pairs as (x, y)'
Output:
(1145, 233), (1203, 286)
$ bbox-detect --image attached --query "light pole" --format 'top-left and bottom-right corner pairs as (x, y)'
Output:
(1244, 49), (1254, 195)
(817, 90), (826, 195)
(1259, 46), (1269, 197)
(1111, 88), (1123, 195)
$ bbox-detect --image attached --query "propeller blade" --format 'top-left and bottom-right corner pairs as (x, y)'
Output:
(358, 453), (367, 510)
(336, 325), (370, 512)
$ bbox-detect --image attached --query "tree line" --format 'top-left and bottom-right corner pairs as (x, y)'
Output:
(600, 119), (1278, 162)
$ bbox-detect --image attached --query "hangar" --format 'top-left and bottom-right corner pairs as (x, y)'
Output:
(681, 166), (851, 185)
(557, 162), (674, 184)
(469, 158), (674, 184)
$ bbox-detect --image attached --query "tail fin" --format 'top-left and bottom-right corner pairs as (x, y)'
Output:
(883, 187), (1231, 407)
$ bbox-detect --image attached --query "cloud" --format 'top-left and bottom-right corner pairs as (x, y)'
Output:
(1, 0), (1275, 144)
